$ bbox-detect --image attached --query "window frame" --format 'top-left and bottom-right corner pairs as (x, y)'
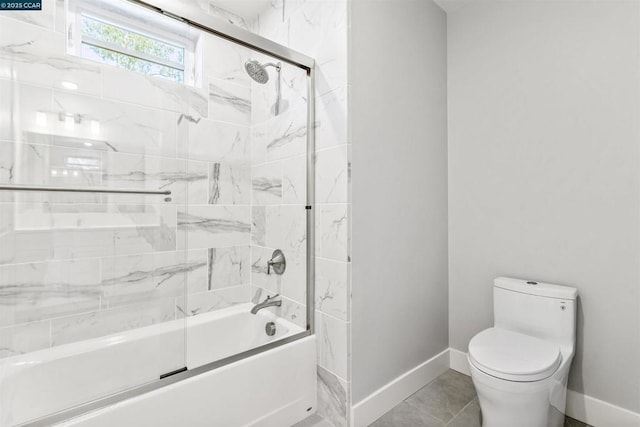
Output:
(67, 0), (200, 86)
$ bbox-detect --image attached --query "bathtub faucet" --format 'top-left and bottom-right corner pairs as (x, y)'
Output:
(251, 294), (282, 314)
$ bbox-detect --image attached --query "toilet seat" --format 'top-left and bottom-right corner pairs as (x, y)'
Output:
(469, 327), (561, 382)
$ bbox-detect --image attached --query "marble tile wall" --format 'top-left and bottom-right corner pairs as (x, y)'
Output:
(247, 49), (310, 332)
(251, 1), (352, 426)
(0, 3), (258, 358)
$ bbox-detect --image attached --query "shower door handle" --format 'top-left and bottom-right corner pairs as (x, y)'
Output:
(267, 249), (286, 275)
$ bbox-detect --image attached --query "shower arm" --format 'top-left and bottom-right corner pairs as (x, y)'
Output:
(264, 62), (282, 115)
(262, 62), (281, 71)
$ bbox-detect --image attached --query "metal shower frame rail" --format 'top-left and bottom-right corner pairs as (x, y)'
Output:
(19, 0), (316, 426)
(0, 184), (171, 196)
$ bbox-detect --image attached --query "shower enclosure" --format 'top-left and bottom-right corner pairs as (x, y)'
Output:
(0, 0), (315, 425)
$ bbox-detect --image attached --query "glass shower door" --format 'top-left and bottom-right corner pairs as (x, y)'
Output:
(0, 1), (197, 424)
(179, 31), (311, 370)
(0, 0), (313, 424)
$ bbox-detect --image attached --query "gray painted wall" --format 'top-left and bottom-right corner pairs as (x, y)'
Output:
(447, 1), (640, 412)
(351, 0), (449, 403)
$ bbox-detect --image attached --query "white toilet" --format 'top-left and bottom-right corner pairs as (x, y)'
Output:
(468, 277), (578, 427)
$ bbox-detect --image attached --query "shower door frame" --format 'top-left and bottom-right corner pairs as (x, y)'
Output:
(20, 1), (316, 425)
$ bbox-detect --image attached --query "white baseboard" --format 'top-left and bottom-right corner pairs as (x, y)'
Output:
(351, 348), (450, 427)
(566, 390), (640, 427)
(350, 348), (640, 427)
(448, 348), (470, 376)
(449, 348), (640, 427)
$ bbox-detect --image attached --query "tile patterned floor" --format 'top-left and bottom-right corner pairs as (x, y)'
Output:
(292, 414), (335, 427)
(370, 370), (592, 427)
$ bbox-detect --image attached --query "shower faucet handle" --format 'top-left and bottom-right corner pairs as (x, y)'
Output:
(267, 249), (286, 275)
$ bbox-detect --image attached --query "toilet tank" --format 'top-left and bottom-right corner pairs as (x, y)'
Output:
(493, 277), (578, 347)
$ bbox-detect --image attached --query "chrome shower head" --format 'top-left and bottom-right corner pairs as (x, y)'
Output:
(244, 60), (281, 84)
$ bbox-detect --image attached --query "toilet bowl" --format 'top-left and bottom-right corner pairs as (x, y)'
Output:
(468, 277), (578, 427)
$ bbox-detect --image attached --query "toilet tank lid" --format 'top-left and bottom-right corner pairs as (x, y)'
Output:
(494, 277), (578, 300)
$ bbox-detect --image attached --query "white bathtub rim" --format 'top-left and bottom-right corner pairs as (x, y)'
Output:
(1, 302), (299, 368)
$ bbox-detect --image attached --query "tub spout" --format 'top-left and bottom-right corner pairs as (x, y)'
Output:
(251, 294), (282, 314)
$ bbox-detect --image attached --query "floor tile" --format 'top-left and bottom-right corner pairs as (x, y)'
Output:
(446, 398), (481, 427)
(405, 369), (477, 423)
(292, 413), (334, 427)
(564, 416), (591, 427)
(363, 369), (593, 427)
(370, 401), (445, 427)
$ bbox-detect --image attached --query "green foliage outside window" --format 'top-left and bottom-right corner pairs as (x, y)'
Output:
(81, 15), (185, 83)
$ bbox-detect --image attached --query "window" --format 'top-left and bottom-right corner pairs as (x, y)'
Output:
(80, 15), (186, 83)
(67, 0), (200, 86)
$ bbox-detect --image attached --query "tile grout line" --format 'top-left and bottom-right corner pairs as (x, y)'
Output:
(423, 411), (447, 427)
(399, 371), (476, 427)
(444, 396), (477, 427)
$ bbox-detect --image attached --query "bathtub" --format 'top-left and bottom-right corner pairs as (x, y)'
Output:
(0, 303), (316, 427)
